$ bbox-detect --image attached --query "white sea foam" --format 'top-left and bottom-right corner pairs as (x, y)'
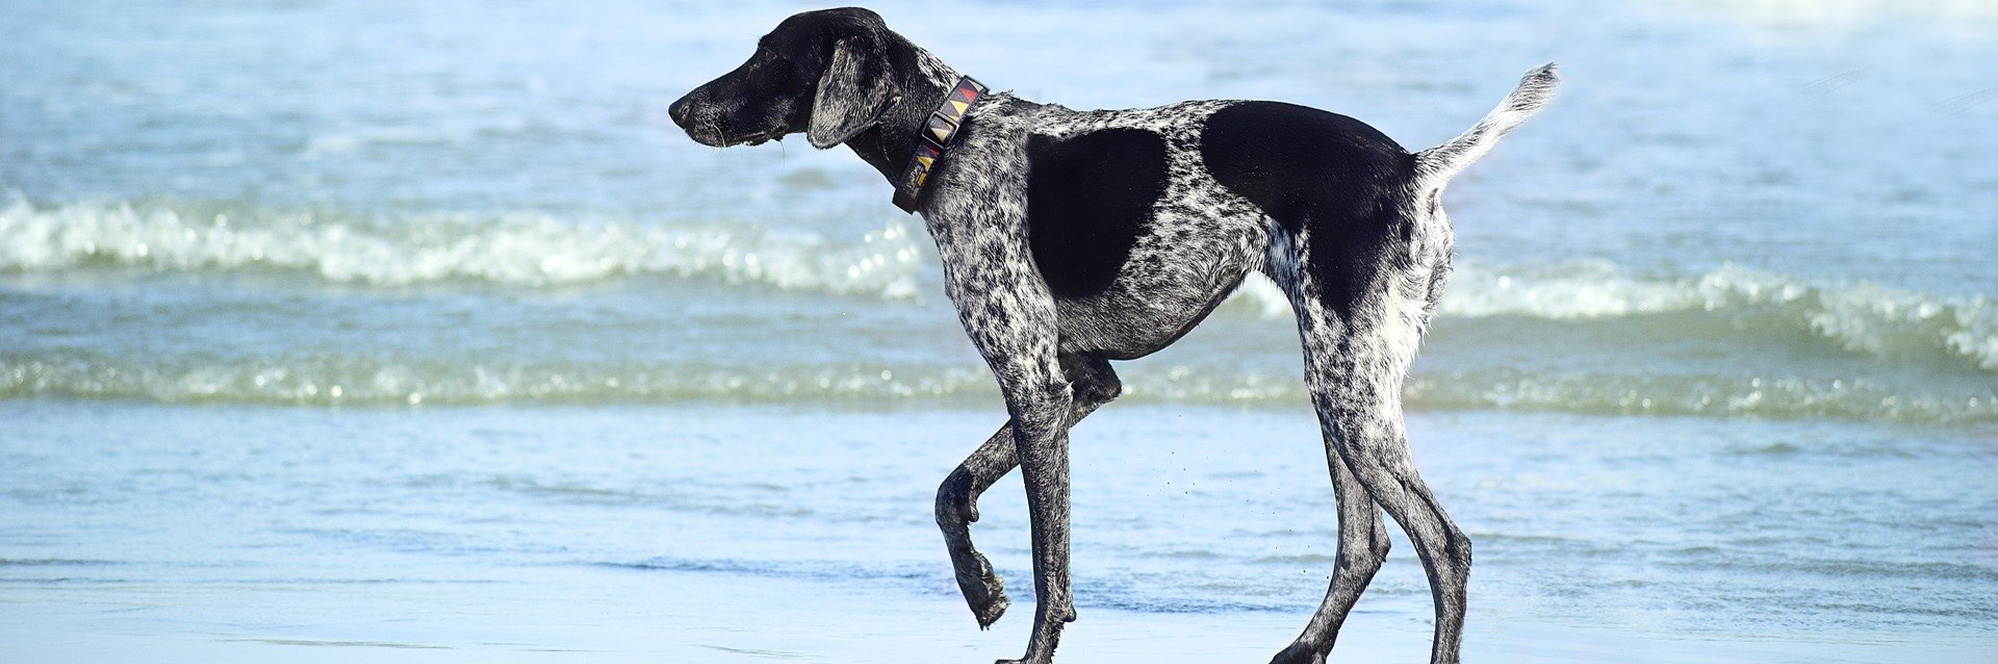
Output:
(3, 355), (1991, 423)
(1694, 266), (1998, 372)
(0, 198), (926, 299)
(1229, 259), (1998, 373)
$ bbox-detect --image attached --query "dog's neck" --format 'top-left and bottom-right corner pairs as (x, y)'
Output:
(841, 43), (962, 186)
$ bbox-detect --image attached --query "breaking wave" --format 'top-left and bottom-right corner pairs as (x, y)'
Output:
(1228, 261), (1997, 373)
(0, 197), (927, 298)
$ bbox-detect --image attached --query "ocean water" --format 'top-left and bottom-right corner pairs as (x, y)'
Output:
(2, 0), (1995, 661)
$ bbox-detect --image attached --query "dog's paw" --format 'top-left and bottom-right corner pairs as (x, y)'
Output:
(993, 649), (1056, 664)
(954, 551), (1009, 628)
(1268, 642), (1328, 664)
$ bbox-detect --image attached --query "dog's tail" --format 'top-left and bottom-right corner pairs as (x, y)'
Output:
(1412, 63), (1558, 191)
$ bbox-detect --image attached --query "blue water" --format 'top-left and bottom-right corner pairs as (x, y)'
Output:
(2, 0), (1996, 660)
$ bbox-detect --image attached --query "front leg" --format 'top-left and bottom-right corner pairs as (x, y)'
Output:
(1000, 371), (1078, 664)
(937, 353), (1120, 630)
(954, 313), (1078, 664)
(921, 121), (1077, 663)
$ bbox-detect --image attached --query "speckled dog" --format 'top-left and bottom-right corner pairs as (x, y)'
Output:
(669, 8), (1555, 664)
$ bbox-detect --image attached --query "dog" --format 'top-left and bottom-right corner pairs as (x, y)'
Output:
(669, 8), (1555, 664)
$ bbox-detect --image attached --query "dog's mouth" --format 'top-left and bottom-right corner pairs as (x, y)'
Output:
(688, 127), (783, 148)
(731, 131), (781, 147)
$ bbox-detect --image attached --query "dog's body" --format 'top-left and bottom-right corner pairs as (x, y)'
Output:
(670, 8), (1555, 664)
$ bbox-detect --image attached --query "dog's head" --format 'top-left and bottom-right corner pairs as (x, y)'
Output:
(669, 7), (898, 150)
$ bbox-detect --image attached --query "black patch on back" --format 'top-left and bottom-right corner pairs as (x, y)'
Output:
(1200, 101), (1416, 320)
(1027, 128), (1169, 299)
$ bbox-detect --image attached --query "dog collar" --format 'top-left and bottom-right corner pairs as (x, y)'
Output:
(891, 76), (988, 214)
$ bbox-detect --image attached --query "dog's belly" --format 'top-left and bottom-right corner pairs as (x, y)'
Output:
(1052, 275), (1245, 360)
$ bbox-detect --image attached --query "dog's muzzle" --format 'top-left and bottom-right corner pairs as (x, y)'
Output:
(668, 96), (779, 147)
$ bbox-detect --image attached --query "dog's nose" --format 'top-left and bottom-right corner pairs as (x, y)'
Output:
(668, 97), (693, 128)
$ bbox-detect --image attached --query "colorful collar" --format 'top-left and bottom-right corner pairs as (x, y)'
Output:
(892, 76), (988, 214)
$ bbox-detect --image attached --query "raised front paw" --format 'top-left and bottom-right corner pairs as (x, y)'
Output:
(954, 550), (1009, 628)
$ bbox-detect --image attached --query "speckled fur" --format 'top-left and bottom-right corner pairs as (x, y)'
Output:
(670, 9), (1556, 664)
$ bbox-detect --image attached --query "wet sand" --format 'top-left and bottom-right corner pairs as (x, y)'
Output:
(8, 558), (1992, 664)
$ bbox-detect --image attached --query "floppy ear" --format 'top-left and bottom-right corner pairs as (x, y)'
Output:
(807, 36), (895, 149)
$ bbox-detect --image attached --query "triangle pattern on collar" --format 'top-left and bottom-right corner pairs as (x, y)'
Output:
(892, 77), (988, 214)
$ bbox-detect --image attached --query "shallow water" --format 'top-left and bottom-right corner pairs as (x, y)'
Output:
(2, 0), (1996, 660)
(2, 402), (1994, 662)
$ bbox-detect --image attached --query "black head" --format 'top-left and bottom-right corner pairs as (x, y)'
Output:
(668, 8), (898, 149)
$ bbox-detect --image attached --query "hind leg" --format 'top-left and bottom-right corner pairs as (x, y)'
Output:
(1269, 442), (1392, 664)
(936, 353), (1120, 628)
(1326, 399), (1471, 664)
(1263, 214), (1469, 663)
(1295, 306), (1471, 664)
